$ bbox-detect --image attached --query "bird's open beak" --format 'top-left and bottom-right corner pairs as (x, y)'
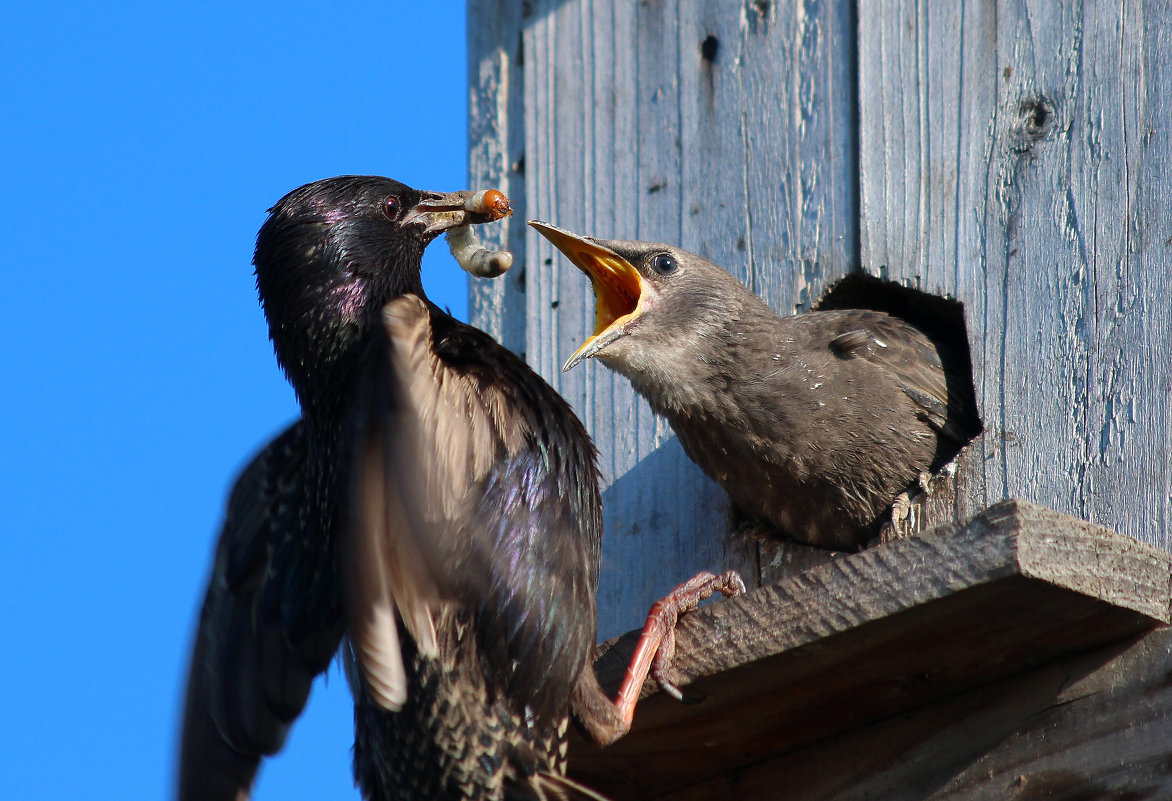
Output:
(529, 221), (646, 372)
(402, 189), (512, 239)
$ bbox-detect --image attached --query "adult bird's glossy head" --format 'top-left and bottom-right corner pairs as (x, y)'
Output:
(253, 176), (509, 402)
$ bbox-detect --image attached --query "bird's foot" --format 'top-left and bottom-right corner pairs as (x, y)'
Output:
(878, 492), (914, 544)
(916, 470), (932, 495)
(890, 491), (912, 524)
(613, 570), (745, 723)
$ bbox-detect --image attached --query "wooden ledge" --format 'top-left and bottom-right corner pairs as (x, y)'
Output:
(569, 499), (1171, 799)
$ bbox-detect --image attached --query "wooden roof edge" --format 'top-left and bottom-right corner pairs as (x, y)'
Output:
(590, 497), (1171, 700)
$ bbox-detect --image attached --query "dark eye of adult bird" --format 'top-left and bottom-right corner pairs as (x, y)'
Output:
(531, 220), (982, 551)
(382, 194), (400, 220)
(179, 177), (741, 801)
(650, 252), (678, 275)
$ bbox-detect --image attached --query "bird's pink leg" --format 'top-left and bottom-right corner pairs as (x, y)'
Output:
(612, 570), (746, 727)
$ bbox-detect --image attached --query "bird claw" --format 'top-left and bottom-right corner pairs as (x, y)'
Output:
(916, 470), (932, 494)
(611, 569), (745, 728)
(890, 491), (912, 524)
(652, 663), (706, 705)
(885, 471), (934, 543)
(644, 570), (745, 701)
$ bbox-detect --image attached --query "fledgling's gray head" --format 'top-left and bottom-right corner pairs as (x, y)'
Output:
(529, 221), (767, 411)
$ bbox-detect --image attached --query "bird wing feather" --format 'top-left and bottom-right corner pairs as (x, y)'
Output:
(345, 293), (526, 711)
(346, 293), (599, 722)
(178, 422), (341, 801)
(824, 311), (967, 441)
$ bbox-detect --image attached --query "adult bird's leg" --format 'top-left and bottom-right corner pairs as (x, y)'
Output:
(615, 570), (745, 713)
(573, 569), (744, 749)
(573, 570), (745, 746)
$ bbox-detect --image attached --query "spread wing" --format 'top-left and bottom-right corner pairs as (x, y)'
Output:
(824, 310), (979, 445)
(346, 294), (600, 721)
(178, 421), (344, 801)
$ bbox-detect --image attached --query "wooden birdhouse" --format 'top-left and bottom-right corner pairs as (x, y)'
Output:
(466, 1), (1172, 797)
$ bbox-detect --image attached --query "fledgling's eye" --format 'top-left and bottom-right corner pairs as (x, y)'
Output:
(382, 195), (401, 221)
(650, 252), (678, 275)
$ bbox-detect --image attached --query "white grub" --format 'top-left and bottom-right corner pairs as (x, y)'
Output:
(464, 190), (494, 213)
(446, 224), (513, 278)
(463, 188), (511, 218)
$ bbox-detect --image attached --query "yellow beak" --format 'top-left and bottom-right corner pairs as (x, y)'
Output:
(529, 221), (646, 371)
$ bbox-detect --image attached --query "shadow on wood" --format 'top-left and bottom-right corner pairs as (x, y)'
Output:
(569, 499), (1171, 800)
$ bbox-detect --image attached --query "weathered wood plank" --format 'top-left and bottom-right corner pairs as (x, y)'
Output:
(568, 500), (1171, 798)
(927, 627), (1172, 800)
(736, 0), (856, 313)
(466, 0), (528, 352)
(858, 0), (1172, 548)
(653, 627), (1172, 801)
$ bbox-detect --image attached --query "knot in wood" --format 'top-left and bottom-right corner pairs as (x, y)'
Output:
(1012, 95), (1055, 152)
(700, 35), (719, 64)
(747, 0), (771, 33)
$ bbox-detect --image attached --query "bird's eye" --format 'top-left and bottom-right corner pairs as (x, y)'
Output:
(381, 195), (401, 220)
(650, 252), (678, 275)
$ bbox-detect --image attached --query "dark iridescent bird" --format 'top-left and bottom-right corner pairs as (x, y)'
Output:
(530, 222), (982, 551)
(179, 177), (738, 801)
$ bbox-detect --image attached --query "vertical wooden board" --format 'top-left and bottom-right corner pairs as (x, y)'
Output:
(1078, 3), (1172, 549)
(468, 0), (858, 637)
(739, 0), (857, 312)
(519, 1), (734, 640)
(857, 0), (984, 289)
(858, 0), (1172, 548)
(677, 3), (747, 271)
(858, 0), (999, 532)
(988, 1), (1172, 548)
(467, 0), (528, 353)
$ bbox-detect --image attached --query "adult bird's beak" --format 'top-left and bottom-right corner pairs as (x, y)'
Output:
(402, 189), (512, 239)
(529, 221), (647, 372)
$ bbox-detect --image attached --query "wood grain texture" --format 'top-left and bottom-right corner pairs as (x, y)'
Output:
(567, 499), (1172, 799)
(646, 627), (1172, 801)
(858, 0), (1172, 549)
(466, 0), (528, 354)
(468, 0), (858, 640)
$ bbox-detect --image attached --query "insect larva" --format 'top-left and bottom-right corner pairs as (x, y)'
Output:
(447, 224), (514, 278)
(464, 189), (512, 220)
(449, 189), (514, 278)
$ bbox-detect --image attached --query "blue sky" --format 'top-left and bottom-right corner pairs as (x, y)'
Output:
(0, 3), (469, 799)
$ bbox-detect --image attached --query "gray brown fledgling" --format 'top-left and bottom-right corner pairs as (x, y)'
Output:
(531, 221), (981, 551)
(178, 178), (740, 801)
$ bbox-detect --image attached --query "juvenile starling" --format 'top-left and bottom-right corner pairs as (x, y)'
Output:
(179, 178), (740, 801)
(531, 222), (981, 551)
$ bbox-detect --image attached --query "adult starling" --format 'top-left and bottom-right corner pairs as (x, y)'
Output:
(179, 177), (740, 801)
(530, 222), (981, 551)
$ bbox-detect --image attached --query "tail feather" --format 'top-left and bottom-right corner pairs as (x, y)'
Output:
(508, 772), (612, 801)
